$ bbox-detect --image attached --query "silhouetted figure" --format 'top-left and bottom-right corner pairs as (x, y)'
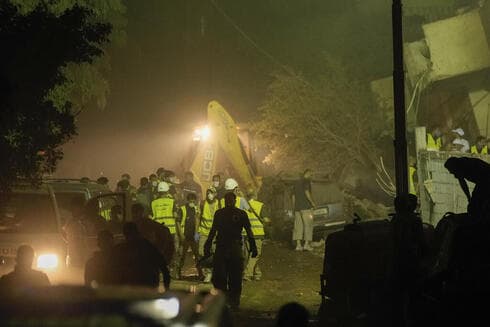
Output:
(136, 177), (152, 215)
(132, 203), (175, 264)
(276, 302), (309, 327)
(114, 222), (170, 290)
(84, 230), (115, 286)
(178, 193), (202, 279)
(181, 171), (203, 204)
(62, 197), (87, 267)
(204, 192), (257, 309)
(390, 193), (427, 327)
(0, 245), (50, 296)
(445, 157), (490, 220)
(83, 198), (108, 236)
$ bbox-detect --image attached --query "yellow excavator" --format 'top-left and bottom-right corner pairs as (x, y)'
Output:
(185, 100), (260, 191)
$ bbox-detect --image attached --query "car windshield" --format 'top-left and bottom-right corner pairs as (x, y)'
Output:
(0, 193), (58, 234)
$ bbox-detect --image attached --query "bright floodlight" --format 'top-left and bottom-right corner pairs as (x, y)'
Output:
(37, 254), (59, 270)
(201, 126), (211, 141)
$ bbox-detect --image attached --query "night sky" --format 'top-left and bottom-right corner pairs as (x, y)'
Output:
(56, 0), (393, 184)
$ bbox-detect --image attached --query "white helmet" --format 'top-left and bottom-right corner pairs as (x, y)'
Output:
(224, 178), (239, 191)
(158, 181), (170, 192)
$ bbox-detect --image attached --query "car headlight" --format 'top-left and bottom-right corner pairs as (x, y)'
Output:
(37, 254), (59, 270)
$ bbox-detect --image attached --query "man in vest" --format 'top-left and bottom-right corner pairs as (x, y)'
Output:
(220, 178), (249, 210)
(151, 181), (181, 277)
(198, 187), (221, 282)
(243, 187), (269, 281)
(177, 193), (202, 279)
(471, 136), (488, 155)
(427, 126), (442, 151)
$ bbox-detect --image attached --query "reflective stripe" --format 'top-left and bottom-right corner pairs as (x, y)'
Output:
(151, 197), (175, 234)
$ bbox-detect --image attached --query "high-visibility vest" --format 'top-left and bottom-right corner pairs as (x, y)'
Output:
(199, 200), (219, 236)
(471, 145), (488, 154)
(220, 195), (243, 209)
(100, 209), (111, 221)
(409, 166), (417, 195)
(244, 199), (265, 238)
(427, 133), (441, 151)
(151, 197), (176, 234)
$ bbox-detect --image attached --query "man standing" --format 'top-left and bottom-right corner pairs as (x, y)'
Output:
(133, 203), (175, 266)
(243, 188), (268, 281)
(84, 230), (115, 286)
(151, 182), (181, 277)
(198, 187), (220, 282)
(204, 192), (257, 309)
(136, 177), (153, 215)
(292, 169), (316, 251)
(0, 245), (50, 295)
(114, 223), (170, 290)
(181, 171), (203, 204)
(177, 193), (202, 279)
(212, 174), (226, 200)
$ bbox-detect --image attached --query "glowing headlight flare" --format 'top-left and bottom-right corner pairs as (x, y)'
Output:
(201, 126), (210, 141)
(153, 297), (180, 319)
(36, 254), (59, 270)
(193, 125), (211, 142)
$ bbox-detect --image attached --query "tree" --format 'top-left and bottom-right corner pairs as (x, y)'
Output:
(253, 56), (388, 182)
(0, 1), (111, 189)
(10, 0), (127, 112)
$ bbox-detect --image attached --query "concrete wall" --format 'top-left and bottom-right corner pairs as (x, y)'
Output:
(417, 150), (490, 225)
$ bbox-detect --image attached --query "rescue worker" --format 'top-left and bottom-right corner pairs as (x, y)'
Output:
(181, 171), (203, 204)
(212, 174), (226, 200)
(96, 176), (109, 187)
(133, 203), (175, 264)
(0, 245), (50, 295)
(198, 187), (221, 282)
(113, 223), (170, 290)
(151, 181), (181, 277)
(471, 136), (488, 154)
(204, 192), (257, 309)
(220, 178), (248, 210)
(445, 157), (490, 220)
(177, 193), (202, 279)
(451, 128), (470, 153)
(427, 126), (442, 151)
(136, 177), (152, 215)
(243, 187), (268, 281)
(84, 230), (115, 286)
(292, 169), (316, 251)
(149, 173), (159, 196)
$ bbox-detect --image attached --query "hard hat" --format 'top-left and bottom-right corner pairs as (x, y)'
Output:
(451, 128), (464, 136)
(158, 181), (170, 192)
(224, 178), (239, 191)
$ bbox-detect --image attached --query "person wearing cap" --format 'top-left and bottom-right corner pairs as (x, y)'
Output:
(451, 128), (470, 153)
(243, 187), (269, 281)
(151, 181), (181, 277)
(197, 187), (221, 282)
(220, 178), (249, 210)
(471, 136), (488, 155)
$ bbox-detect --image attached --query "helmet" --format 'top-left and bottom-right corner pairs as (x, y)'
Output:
(158, 181), (170, 192)
(224, 178), (239, 191)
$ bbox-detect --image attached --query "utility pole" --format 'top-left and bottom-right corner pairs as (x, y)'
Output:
(392, 0), (408, 195)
